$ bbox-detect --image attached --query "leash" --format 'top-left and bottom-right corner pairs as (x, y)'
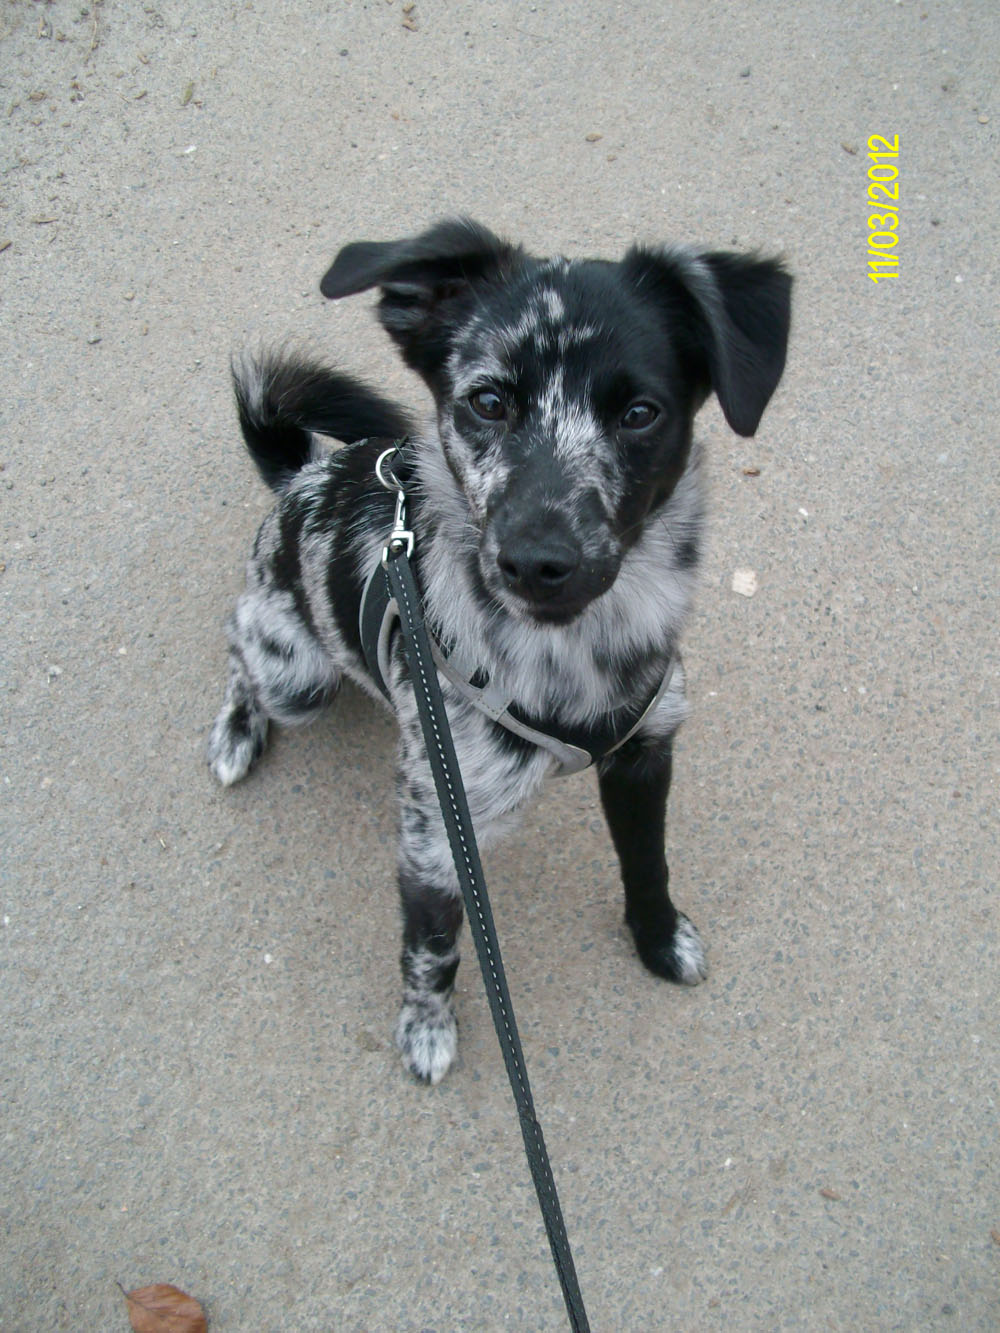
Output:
(375, 446), (591, 1333)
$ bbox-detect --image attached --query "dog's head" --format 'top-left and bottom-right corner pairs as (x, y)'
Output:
(321, 218), (791, 625)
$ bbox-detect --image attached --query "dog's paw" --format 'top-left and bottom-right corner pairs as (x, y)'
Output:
(207, 703), (268, 786)
(629, 911), (707, 985)
(395, 997), (458, 1085)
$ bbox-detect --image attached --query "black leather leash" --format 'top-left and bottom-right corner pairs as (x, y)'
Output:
(377, 449), (591, 1333)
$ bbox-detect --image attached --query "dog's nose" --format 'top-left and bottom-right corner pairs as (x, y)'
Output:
(496, 534), (582, 601)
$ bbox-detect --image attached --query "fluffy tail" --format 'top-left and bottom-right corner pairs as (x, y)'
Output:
(232, 352), (413, 492)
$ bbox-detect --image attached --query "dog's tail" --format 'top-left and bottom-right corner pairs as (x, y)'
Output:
(231, 351), (413, 493)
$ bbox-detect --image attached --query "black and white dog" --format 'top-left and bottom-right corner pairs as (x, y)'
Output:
(208, 218), (791, 1084)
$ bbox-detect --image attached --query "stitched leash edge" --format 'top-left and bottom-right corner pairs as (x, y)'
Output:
(384, 548), (591, 1333)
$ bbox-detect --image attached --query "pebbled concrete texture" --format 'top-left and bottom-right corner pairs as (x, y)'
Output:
(1, 1), (997, 1328)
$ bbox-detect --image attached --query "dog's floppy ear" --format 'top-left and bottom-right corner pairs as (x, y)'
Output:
(624, 246), (792, 437)
(320, 217), (522, 382)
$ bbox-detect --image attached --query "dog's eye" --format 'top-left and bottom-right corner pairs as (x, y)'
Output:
(620, 401), (660, 432)
(468, 389), (506, 422)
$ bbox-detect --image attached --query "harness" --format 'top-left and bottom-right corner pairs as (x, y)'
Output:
(358, 444), (677, 775)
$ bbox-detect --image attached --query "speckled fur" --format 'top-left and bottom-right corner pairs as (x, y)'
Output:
(208, 219), (791, 1082)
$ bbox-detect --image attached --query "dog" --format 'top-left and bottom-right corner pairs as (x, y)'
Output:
(208, 217), (791, 1084)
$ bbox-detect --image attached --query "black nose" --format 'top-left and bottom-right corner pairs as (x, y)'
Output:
(496, 534), (582, 601)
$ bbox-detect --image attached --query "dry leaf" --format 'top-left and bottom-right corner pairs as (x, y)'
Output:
(991, 1227), (1000, 1246)
(122, 1284), (207, 1333)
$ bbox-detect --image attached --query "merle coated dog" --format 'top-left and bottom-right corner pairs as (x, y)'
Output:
(208, 218), (791, 1084)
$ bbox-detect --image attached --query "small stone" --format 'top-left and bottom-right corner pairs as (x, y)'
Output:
(731, 568), (758, 598)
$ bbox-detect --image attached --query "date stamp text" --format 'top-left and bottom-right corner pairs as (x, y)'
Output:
(867, 135), (898, 283)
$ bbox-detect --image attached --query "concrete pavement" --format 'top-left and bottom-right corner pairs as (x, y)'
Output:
(2, 2), (997, 1328)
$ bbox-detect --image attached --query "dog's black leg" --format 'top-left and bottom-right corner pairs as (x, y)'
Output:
(598, 736), (707, 984)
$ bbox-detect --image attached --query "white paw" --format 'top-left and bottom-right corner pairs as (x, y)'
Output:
(671, 913), (708, 985)
(395, 997), (458, 1085)
(206, 710), (267, 786)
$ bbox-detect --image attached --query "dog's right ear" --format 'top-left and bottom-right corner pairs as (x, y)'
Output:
(320, 217), (521, 383)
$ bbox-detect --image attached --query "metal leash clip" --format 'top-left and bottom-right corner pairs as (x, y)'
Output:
(376, 443), (413, 564)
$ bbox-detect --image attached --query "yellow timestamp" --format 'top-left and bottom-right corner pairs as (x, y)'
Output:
(867, 135), (898, 283)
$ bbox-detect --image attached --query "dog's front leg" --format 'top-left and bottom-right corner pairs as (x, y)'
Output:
(598, 736), (707, 985)
(394, 787), (465, 1085)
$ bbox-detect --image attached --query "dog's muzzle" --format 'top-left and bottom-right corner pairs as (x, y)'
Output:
(490, 499), (619, 622)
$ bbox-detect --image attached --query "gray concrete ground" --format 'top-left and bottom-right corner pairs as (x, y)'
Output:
(2, 1), (997, 1328)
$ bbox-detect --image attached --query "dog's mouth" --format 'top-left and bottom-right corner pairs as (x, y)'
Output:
(516, 597), (593, 626)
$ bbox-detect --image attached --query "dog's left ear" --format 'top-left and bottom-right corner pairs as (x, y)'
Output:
(320, 217), (522, 383)
(624, 247), (792, 437)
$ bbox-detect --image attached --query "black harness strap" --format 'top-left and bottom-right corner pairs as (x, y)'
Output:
(384, 545), (591, 1332)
